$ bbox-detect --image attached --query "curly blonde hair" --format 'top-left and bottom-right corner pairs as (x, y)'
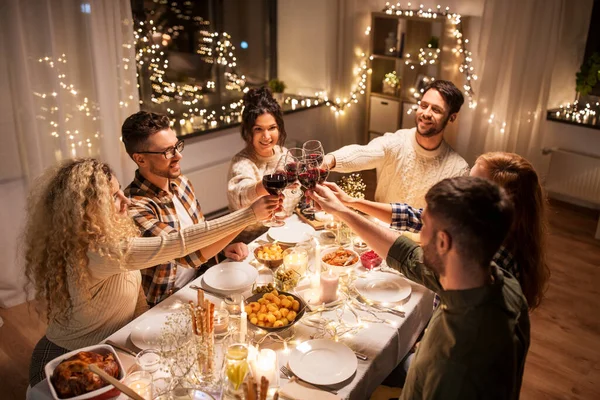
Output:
(23, 158), (138, 321)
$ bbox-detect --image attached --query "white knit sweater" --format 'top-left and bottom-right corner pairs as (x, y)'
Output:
(227, 145), (287, 210)
(45, 207), (256, 350)
(331, 128), (469, 208)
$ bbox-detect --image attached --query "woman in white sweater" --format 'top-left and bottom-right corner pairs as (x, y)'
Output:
(25, 158), (278, 386)
(227, 86), (288, 210)
(227, 87), (289, 241)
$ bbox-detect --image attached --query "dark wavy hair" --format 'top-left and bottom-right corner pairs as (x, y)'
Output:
(241, 87), (287, 150)
(423, 80), (464, 115)
(121, 111), (171, 157)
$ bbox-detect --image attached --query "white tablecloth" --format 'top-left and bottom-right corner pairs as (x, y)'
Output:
(29, 217), (434, 400)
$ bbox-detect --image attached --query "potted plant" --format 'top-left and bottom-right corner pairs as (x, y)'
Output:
(576, 52), (600, 98)
(268, 78), (287, 103)
(383, 71), (400, 96)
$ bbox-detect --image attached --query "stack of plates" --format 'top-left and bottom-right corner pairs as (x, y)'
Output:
(202, 261), (258, 294)
(268, 222), (315, 244)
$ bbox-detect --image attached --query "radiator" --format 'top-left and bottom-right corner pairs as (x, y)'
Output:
(184, 160), (230, 215)
(543, 148), (600, 206)
(543, 148), (600, 239)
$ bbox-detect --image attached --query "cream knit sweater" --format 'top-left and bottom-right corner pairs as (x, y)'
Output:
(331, 128), (469, 208)
(46, 207), (256, 350)
(227, 145), (287, 210)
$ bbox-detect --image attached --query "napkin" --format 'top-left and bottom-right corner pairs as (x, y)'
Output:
(278, 379), (342, 400)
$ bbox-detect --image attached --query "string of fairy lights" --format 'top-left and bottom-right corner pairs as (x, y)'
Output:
(550, 100), (600, 126)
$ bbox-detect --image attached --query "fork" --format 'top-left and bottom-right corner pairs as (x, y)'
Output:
(280, 366), (339, 395)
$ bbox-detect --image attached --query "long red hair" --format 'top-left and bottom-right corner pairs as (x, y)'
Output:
(476, 152), (550, 310)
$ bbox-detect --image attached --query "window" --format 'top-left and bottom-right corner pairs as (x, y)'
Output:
(131, 0), (277, 135)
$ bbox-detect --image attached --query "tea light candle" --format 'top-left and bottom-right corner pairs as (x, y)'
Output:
(320, 269), (339, 304)
(252, 349), (278, 387)
(353, 237), (368, 254)
(122, 371), (153, 400)
(283, 250), (308, 275)
(213, 308), (230, 336)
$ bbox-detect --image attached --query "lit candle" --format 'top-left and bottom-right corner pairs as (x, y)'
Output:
(239, 297), (247, 343)
(320, 269), (339, 304)
(122, 371), (153, 400)
(251, 349), (278, 388)
(283, 249), (308, 275)
(213, 308), (230, 336)
(311, 243), (321, 289)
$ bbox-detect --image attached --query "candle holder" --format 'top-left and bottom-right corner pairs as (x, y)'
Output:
(224, 293), (245, 316)
(282, 247), (308, 276)
(213, 308), (230, 338)
(121, 371), (153, 400)
(135, 349), (162, 373)
(250, 349), (280, 389)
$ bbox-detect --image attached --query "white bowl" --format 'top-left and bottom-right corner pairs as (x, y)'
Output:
(44, 344), (125, 400)
(320, 246), (360, 275)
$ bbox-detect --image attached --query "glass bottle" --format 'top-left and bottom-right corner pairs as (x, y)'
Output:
(221, 344), (249, 398)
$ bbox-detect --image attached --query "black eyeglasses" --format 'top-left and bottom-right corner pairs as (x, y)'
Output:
(136, 140), (184, 159)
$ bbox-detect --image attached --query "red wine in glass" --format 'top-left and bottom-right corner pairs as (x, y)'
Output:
(298, 169), (319, 190)
(263, 173), (288, 195)
(284, 162), (298, 184)
(317, 168), (329, 184)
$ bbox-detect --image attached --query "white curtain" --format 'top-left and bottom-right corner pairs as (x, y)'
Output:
(464, 0), (567, 167)
(0, 0), (138, 307)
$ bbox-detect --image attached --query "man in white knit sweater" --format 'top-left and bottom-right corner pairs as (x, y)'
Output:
(324, 80), (469, 209)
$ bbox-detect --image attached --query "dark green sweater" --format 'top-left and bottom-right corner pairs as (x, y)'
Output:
(387, 236), (530, 400)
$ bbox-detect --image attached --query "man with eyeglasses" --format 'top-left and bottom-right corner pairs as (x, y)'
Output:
(122, 111), (252, 306)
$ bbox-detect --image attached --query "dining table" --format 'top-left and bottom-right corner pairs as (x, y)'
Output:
(28, 215), (434, 400)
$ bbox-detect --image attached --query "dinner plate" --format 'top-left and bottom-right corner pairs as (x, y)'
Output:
(202, 261), (258, 293)
(354, 271), (412, 304)
(130, 313), (176, 350)
(268, 222), (315, 244)
(288, 339), (357, 385)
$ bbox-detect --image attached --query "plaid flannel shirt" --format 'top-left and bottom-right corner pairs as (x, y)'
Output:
(390, 202), (519, 278)
(125, 170), (206, 305)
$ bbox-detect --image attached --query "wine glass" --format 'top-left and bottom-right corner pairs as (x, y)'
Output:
(317, 161), (330, 184)
(283, 148), (304, 190)
(302, 140), (324, 165)
(262, 156), (287, 227)
(298, 157), (320, 214)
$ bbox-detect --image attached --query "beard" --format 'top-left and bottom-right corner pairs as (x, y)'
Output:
(149, 161), (181, 179)
(422, 235), (444, 276)
(415, 114), (450, 138)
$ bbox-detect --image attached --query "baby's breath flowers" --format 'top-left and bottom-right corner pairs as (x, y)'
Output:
(337, 173), (366, 199)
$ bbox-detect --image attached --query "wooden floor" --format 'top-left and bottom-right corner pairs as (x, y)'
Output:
(1, 199), (599, 399)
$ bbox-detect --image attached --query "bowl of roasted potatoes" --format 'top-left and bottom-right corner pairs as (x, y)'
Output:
(244, 288), (306, 332)
(253, 242), (291, 269)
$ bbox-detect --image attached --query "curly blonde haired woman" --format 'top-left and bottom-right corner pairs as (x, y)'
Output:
(25, 158), (278, 387)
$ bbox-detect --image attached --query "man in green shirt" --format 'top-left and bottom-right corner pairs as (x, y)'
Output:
(309, 177), (530, 399)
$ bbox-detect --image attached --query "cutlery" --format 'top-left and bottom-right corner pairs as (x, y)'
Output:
(280, 366), (339, 395)
(353, 295), (405, 317)
(105, 340), (138, 357)
(189, 285), (235, 303)
(354, 351), (368, 361)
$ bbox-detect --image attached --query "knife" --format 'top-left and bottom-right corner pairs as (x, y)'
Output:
(105, 340), (138, 357)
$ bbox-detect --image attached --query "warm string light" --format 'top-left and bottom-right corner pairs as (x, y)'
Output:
(551, 100), (600, 126)
(382, 2), (478, 106)
(34, 55), (112, 156)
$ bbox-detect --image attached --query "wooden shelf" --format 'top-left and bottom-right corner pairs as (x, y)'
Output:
(371, 54), (403, 61)
(371, 92), (417, 103)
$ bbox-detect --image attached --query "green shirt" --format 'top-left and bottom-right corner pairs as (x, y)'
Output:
(387, 236), (530, 400)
